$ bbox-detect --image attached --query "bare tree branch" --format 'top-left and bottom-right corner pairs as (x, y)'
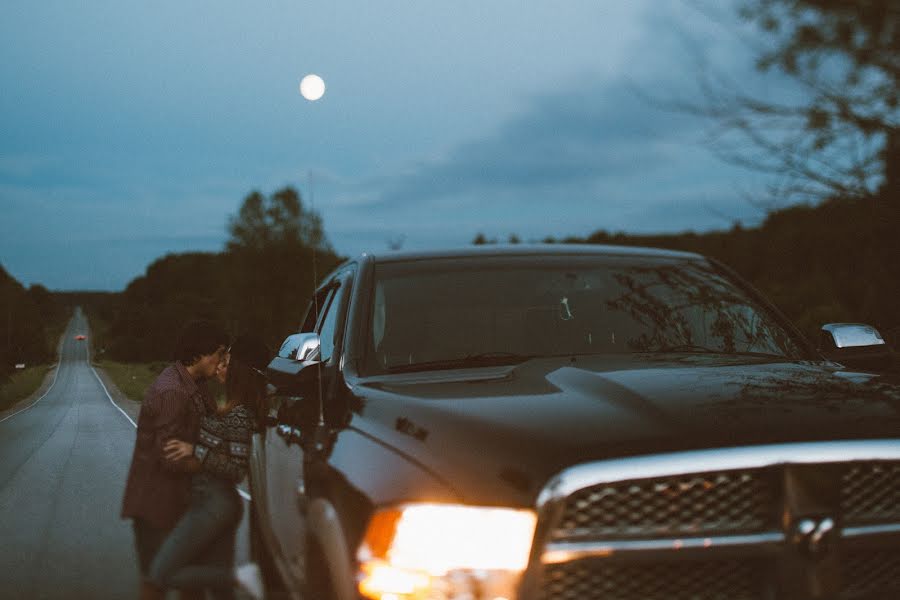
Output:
(658, 0), (900, 206)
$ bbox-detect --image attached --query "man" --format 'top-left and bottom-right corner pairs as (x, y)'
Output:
(121, 319), (229, 600)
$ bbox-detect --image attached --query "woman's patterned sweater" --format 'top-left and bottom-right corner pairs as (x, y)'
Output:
(192, 404), (256, 483)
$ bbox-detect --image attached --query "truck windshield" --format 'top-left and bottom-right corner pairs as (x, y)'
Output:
(364, 255), (805, 374)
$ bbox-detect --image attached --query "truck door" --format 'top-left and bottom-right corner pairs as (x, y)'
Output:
(263, 269), (354, 591)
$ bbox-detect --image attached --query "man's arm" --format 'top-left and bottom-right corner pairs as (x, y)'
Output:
(163, 440), (243, 480)
(147, 388), (192, 473)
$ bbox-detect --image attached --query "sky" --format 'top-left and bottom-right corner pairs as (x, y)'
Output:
(1, 0), (784, 291)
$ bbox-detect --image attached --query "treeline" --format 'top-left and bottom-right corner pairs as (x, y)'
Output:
(84, 187), (343, 362)
(90, 184), (897, 365)
(0, 265), (68, 380)
(476, 193), (900, 346)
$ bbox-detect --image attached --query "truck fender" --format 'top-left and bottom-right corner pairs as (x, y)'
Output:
(307, 497), (356, 600)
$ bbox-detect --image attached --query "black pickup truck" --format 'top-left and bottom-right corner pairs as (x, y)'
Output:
(250, 245), (900, 600)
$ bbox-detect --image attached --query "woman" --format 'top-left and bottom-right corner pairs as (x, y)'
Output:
(146, 334), (270, 600)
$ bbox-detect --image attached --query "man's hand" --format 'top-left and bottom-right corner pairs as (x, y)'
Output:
(164, 439), (194, 462)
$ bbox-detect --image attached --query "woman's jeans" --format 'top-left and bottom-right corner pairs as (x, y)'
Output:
(147, 473), (243, 599)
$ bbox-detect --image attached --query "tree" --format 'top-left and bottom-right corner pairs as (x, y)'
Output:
(99, 186), (343, 362)
(689, 0), (899, 203)
(226, 187), (340, 345)
(0, 266), (61, 374)
(227, 187), (330, 253)
(105, 253), (228, 361)
(472, 233), (497, 245)
(386, 235), (406, 251)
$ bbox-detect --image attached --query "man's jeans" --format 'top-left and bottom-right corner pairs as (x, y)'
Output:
(147, 473), (243, 599)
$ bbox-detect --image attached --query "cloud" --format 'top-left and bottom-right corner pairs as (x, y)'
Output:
(321, 70), (766, 257)
(356, 81), (685, 211)
(0, 154), (57, 180)
(317, 1), (785, 255)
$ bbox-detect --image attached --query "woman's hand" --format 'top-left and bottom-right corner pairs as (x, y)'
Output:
(164, 439), (194, 462)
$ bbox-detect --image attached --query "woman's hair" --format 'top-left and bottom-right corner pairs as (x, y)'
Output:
(222, 334), (272, 427)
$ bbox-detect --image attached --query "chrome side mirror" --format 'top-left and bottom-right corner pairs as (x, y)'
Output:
(821, 323), (885, 349)
(268, 333), (323, 398)
(820, 323), (893, 371)
(278, 333), (321, 362)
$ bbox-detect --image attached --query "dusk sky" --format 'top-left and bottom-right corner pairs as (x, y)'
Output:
(1, 1), (786, 291)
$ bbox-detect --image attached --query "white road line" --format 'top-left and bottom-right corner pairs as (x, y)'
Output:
(91, 364), (253, 502)
(0, 362), (61, 424)
(90, 365), (138, 427)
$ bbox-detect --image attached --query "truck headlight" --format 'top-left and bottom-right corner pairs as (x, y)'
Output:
(357, 503), (537, 600)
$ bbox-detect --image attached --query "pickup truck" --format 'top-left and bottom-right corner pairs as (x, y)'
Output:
(250, 244), (900, 600)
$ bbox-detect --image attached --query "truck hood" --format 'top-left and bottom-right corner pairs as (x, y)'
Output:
(350, 355), (900, 506)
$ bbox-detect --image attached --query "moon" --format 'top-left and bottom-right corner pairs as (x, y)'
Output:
(299, 74), (326, 101)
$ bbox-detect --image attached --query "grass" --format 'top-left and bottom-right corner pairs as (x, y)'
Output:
(94, 360), (168, 402)
(0, 364), (55, 413)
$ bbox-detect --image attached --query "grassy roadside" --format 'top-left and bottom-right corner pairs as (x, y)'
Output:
(94, 360), (167, 403)
(0, 364), (55, 413)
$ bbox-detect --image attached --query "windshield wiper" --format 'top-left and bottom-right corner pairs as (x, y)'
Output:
(651, 344), (722, 353)
(386, 352), (536, 373)
(647, 344), (785, 358)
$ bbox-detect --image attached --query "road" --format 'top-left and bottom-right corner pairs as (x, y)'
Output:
(0, 309), (250, 599)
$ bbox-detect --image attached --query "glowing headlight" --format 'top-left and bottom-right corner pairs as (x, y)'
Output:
(357, 503), (537, 600)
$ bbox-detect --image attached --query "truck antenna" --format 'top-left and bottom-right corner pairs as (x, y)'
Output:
(308, 169), (326, 432)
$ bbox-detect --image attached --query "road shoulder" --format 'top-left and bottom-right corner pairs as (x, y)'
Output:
(0, 364), (59, 422)
(92, 366), (142, 425)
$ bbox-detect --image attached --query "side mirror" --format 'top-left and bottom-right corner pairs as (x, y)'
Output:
(820, 323), (893, 371)
(278, 332), (322, 361)
(267, 333), (323, 396)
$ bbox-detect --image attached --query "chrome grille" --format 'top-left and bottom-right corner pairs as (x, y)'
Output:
(553, 470), (774, 539)
(540, 559), (759, 600)
(537, 443), (900, 600)
(843, 549), (900, 598)
(842, 462), (900, 525)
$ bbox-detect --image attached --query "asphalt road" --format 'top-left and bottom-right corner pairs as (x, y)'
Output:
(0, 309), (250, 599)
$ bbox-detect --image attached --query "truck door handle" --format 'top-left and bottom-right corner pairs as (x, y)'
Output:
(296, 477), (308, 513)
(276, 424), (302, 444)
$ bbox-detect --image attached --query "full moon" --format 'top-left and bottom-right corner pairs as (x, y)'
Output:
(299, 74), (326, 101)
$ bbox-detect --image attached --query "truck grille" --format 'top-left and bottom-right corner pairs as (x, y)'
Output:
(541, 559), (759, 600)
(553, 470), (774, 539)
(842, 462), (900, 524)
(843, 549), (900, 598)
(535, 443), (900, 600)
